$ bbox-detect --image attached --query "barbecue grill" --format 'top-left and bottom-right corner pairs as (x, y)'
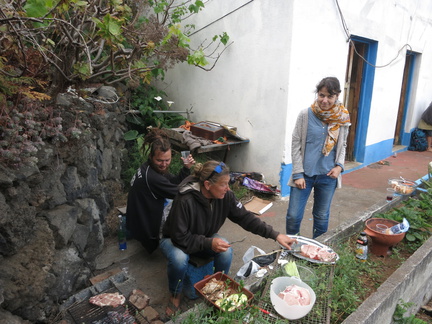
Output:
(60, 272), (147, 324)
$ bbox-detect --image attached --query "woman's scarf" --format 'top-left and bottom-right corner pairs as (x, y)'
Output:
(311, 100), (350, 156)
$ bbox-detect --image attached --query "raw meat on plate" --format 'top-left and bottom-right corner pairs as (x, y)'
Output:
(300, 244), (337, 262)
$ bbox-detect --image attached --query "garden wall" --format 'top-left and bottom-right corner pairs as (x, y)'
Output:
(0, 86), (128, 323)
(320, 196), (432, 323)
(342, 236), (432, 324)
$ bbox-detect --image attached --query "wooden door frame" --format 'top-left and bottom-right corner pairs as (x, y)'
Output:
(344, 36), (378, 163)
(395, 51), (417, 146)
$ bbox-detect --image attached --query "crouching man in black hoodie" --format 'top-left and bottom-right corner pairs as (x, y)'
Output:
(160, 160), (296, 316)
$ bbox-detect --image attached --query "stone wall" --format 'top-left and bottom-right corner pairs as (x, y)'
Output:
(0, 87), (128, 323)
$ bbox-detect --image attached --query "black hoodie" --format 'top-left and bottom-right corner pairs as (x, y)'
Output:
(126, 161), (190, 253)
(162, 175), (279, 254)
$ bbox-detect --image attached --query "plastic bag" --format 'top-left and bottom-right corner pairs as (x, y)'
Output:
(408, 128), (427, 151)
(389, 218), (410, 234)
(241, 177), (280, 195)
(236, 246), (265, 279)
(236, 246), (277, 279)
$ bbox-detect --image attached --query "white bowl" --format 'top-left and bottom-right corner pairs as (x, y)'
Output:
(270, 276), (316, 320)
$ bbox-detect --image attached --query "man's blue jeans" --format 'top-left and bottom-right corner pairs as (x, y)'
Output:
(286, 174), (337, 239)
(159, 234), (233, 295)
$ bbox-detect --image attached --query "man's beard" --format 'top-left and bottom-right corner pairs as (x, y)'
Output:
(149, 160), (168, 175)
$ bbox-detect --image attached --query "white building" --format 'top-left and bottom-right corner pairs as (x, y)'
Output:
(159, 0), (432, 197)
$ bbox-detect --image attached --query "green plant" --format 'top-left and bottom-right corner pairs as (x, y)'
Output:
(1, 0), (231, 87)
(124, 83), (187, 142)
(328, 242), (372, 322)
(121, 137), (146, 188)
(393, 300), (427, 324)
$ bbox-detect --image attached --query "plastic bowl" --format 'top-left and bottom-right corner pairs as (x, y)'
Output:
(270, 276), (316, 320)
(394, 180), (417, 195)
(388, 177), (417, 195)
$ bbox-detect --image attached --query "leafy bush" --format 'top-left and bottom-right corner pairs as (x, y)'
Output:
(1, 0), (230, 88)
(124, 83), (187, 142)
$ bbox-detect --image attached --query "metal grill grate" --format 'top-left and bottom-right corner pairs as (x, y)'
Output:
(66, 287), (147, 324)
(257, 253), (334, 323)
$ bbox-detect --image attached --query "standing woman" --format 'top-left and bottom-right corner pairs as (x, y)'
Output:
(286, 77), (350, 239)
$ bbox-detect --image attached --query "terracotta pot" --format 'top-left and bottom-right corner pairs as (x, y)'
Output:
(364, 218), (405, 257)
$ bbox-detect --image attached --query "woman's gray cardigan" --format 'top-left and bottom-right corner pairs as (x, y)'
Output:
(288, 108), (351, 189)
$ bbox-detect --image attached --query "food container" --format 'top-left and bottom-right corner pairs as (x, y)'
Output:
(190, 121), (225, 140)
(388, 178), (417, 195)
(194, 272), (254, 311)
(270, 276), (316, 320)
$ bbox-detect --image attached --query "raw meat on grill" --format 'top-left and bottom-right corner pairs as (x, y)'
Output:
(89, 292), (126, 307)
(300, 244), (337, 262)
(278, 284), (311, 306)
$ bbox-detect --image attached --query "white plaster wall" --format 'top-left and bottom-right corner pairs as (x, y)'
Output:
(159, 0), (293, 184)
(282, 0), (349, 165)
(159, 0), (432, 187)
(338, 0), (432, 143)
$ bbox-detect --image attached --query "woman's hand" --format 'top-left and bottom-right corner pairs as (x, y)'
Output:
(294, 178), (306, 189)
(211, 237), (231, 252)
(327, 165), (342, 179)
(276, 234), (297, 250)
(182, 154), (196, 169)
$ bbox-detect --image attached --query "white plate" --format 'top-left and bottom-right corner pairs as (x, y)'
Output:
(281, 235), (339, 264)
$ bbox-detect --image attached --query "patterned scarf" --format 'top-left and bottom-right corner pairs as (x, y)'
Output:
(311, 100), (350, 156)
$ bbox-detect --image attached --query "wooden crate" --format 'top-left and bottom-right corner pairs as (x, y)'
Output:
(190, 122), (224, 140)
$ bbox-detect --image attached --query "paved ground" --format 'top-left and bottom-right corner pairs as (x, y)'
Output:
(94, 149), (432, 318)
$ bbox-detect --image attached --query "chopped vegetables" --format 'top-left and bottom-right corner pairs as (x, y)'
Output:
(215, 293), (248, 312)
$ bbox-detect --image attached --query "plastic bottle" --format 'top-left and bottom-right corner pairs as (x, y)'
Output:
(118, 214), (127, 250)
(355, 232), (368, 261)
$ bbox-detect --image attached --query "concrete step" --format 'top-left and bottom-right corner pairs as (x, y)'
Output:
(95, 239), (144, 270)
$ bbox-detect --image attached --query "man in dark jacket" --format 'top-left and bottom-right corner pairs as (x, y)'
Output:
(160, 160), (296, 315)
(126, 129), (195, 254)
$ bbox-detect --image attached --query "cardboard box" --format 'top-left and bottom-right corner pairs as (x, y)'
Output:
(244, 197), (273, 215)
(190, 121), (225, 140)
